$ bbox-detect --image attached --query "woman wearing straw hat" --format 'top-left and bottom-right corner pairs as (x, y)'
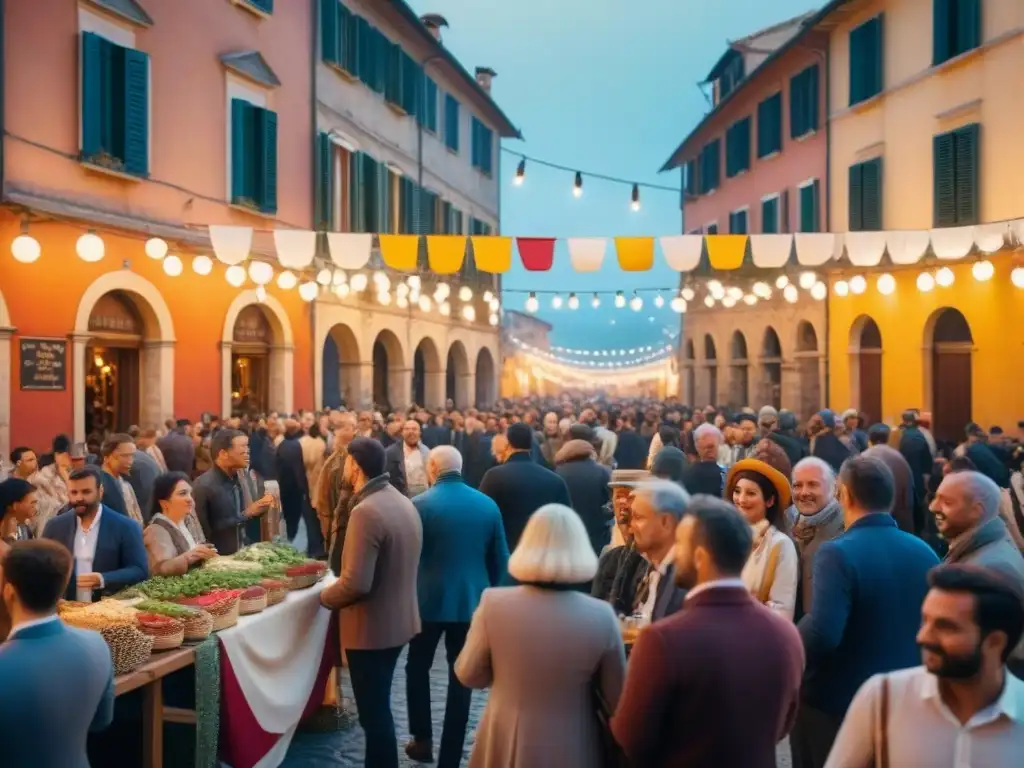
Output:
(725, 459), (799, 620)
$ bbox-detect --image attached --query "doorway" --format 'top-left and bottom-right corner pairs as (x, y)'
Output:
(85, 292), (142, 436)
(231, 306), (271, 416)
(929, 309), (973, 443)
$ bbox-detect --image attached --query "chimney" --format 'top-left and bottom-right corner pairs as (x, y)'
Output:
(475, 66), (497, 94)
(420, 13), (448, 42)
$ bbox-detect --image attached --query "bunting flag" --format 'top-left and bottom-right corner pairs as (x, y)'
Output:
(885, 231), (931, 265)
(615, 237), (655, 271)
(930, 226), (976, 260)
(844, 232), (888, 266)
(326, 233), (373, 270)
(750, 234), (793, 268)
(517, 237), (556, 271)
(706, 235), (747, 270)
(425, 236), (466, 274)
(378, 235), (419, 271)
(660, 235), (703, 272)
(273, 230), (316, 269)
(975, 223), (1009, 254)
(566, 238), (606, 272)
(794, 233), (839, 266)
(209, 225), (252, 266)
(471, 236), (513, 273)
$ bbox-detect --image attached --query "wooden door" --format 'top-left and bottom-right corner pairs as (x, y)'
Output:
(932, 349), (972, 443)
(858, 351), (882, 424)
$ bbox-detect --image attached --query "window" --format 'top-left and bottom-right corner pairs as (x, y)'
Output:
(444, 94), (460, 152)
(725, 117), (751, 178)
(761, 197), (779, 234)
(470, 217), (492, 236)
(320, 0), (356, 73)
(933, 123), (980, 226)
(349, 152), (391, 233)
(231, 98), (277, 214)
(316, 132), (332, 229)
(398, 176), (418, 233)
(684, 159), (697, 196)
(706, 223), (719, 235)
(790, 65), (819, 139)
(757, 92), (782, 157)
(238, 0), (273, 14)
(849, 15), (884, 106)
(354, 17), (388, 94)
(799, 180), (821, 232)
(698, 139), (721, 194)
(385, 46), (421, 115)
(471, 117), (493, 175)
(848, 158), (883, 231)
(718, 54), (745, 101)
(421, 78), (438, 133)
(448, 204), (464, 235)
(933, 0), (981, 65)
(729, 209), (748, 235)
(80, 32), (149, 178)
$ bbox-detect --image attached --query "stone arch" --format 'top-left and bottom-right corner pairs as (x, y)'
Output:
(475, 346), (497, 406)
(372, 328), (406, 409)
(794, 320), (822, 420)
(0, 288), (11, 461)
(322, 323), (362, 409)
(729, 330), (749, 409)
(796, 320), (818, 353)
(924, 308), (973, 442)
(848, 314), (883, 425)
(412, 336), (443, 408)
(760, 326), (783, 409)
(446, 340), (471, 407)
(73, 270), (175, 442)
(221, 290), (293, 417)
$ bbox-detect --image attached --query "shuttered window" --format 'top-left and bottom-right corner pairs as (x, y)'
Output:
(471, 117), (493, 175)
(349, 152), (390, 233)
(449, 205), (464, 235)
(421, 78), (438, 133)
(706, 223), (719, 235)
(231, 99), (278, 214)
(398, 176), (417, 234)
(789, 64), (819, 139)
(761, 197), (779, 234)
(321, 0), (360, 76)
(470, 218), (492, 236)
(725, 117), (751, 178)
(80, 32), (149, 178)
(698, 139), (721, 194)
(848, 158), (883, 231)
(728, 210), (748, 235)
(933, 123), (979, 227)
(718, 55), (745, 101)
(316, 132), (333, 230)
(241, 0), (273, 14)
(799, 180), (821, 233)
(684, 159), (697, 196)
(757, 92), (783, 157)
(933, 0), (981, 65)
(849, 15), (885, 106)
(444, 94), (460, 152)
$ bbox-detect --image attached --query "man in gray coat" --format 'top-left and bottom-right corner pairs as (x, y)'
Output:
(321, 437), (422, 768)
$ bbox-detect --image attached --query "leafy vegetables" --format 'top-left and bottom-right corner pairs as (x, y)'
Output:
(232, 542), (309, 566)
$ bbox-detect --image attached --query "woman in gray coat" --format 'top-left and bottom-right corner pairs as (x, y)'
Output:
(455, 503), (626, 768)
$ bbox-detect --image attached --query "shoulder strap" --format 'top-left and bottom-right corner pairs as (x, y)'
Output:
(150, 516), (191, 555)
(875, 674), (889, 768)
(757, 542), (782, 604)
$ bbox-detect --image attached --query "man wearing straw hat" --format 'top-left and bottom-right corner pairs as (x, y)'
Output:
(592, 469), (648, 616)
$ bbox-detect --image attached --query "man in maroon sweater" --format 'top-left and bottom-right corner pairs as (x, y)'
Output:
(611, 495), (804, 767)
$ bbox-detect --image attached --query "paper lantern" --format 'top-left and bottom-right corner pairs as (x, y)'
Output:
(76, 232), (104, 262)
(145, 238), (168, 260)
(11, 234), (41, 264)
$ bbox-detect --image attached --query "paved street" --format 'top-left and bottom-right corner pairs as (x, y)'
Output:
(281, 645), (793, 767)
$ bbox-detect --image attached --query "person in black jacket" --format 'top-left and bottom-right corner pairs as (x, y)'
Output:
(275, 420), (324, 557)
(809, 410), (852, 473)
(614, 414), (649, 470)
(683, 424), (727, 498)
(553, 438), (612, 556)
(478, 423), (571, 551)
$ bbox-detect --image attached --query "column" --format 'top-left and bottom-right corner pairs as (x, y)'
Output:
(269, 344), (294, 415)
(356, 361), (374, 409)
(0, 327), (13, 461)
(747, 361), (765, 407)
(71, 332), (92, 443)
(457, 371), (475, 409)
(219, 341), (234, 419)
(141, 339), (175, 428)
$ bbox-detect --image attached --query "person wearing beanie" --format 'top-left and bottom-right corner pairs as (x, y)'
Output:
(479, 422), (571, 552)
(321, 436), (423, 768)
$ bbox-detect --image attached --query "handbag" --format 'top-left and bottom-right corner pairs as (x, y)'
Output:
(592, 683), (629, 768)
(756, 542), (782, 604)
(874, 674), (889, 768)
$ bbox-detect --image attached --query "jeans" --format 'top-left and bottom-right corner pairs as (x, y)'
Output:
(406, 622), (472, 768)
(346, 645), (404, 768)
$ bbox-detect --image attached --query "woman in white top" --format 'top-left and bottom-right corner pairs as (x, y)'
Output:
(726, 458), (799, 620)
(143, 472), (217, 576)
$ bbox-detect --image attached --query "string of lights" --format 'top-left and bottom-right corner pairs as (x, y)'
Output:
(509, 335), (676, 369)
(509, 288), (690, 314)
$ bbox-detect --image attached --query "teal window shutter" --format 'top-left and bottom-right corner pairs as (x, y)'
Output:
(862, 157), (882, 230)
(800, 182), (820, 233)
(373, 29), (388, 94)
(121, 48), (149, 177)
(246, 0), (273, 12)
(444, 95), (459, 152)
(422, 78), (438, 132)
(850, 15), (884, 106)
(340, 4), (356, 73)
(362, 154), (377, 231)
(806, 65), (820, 133)
(452, 206), (463, 235)
(378, 166), (392, 234)
(953, 123), (980, 225)
(470, 117), (479, 168)
(849, 162), (864, 231)
(757, 92), (782, 157)
(955, 0), (981, 59)
(761, 198), (778, 234)
(934, 0), (981, 65)
(933, 130), (957, 226)
(385, 42), (401, 105)
(257, 108), (278, 214)
(81, 32), (105, 161)
(321, 0), (339, 66)
(706, 223), (718, 235)
(230, 99), (252, 204)
(933, 0), (951, 65)
(349, 151), (365, 232)
(316, 132), (332, 229)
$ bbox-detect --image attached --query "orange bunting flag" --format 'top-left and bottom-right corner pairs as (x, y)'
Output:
(378, 235), (420, 271)
(705, 235), (748, 270)
(614, 237), (655, 271)
(471, 236), (514, 274)
(426, 236), (467, 274)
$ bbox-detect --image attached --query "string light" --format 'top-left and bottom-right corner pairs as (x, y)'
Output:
(351, 273), (369, 292)
(783, 284), (799, 303)
(459, 286), (473, 301)
(834, 280), (849, 296)
(591, 293), (601, 308)
(10, 232), (41, 264)
(629, 292), (643, 311)
(439, 301), (451, 317)
(631, 184), (640, 212)
(276, 270), (297, 290)
(316, 268), (332, 286)
(810, 282), (827, 301)
(849, 275), (868, 294)
(743, 294), (758, 305)
(145, 238), (168, 260)
(226, 265), (246, 287)
(971, 260), (994, 282)
(192, 255), (213, 276)
(525, 292), (539, 313)
(916, 272), (935, 292)
(935, 267), (955, 287)
(775, 275), (789, 289)
(551, 294), (563, 309)
(514, 157), (526, 186)
(572, 171), (583, 198)
(653, 292), (664, 308)
(76, 231), (104, 262)
(162, 254), (183, 277)
(877, 273), (896, 295)
(333, 270), (348, 286)
(509, 335), (676, 369)
(670, 296), (687, 313)
(681, 287), (695, 301)
(614, 290), (626, 309)
(298, 281), (318, 301)
(1011, 267), (1024, 288)
(798, 271), (817, 290)
(567, 292), (580, 310)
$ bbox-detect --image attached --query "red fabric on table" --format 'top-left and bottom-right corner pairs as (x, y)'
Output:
(218, 619), (340, 768)
(516, 237), (556, 271)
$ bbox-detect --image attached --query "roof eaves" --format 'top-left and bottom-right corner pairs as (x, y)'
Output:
(85, 0), (153, 27)
(220, 51), (282, 88)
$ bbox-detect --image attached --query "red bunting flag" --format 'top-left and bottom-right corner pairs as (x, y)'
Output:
(516, 237), (556, 271)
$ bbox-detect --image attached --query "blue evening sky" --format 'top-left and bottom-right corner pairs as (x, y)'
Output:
(407, 0), (819, 349)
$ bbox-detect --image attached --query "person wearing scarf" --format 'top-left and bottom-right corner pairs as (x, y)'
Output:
(789, 458), (845, 620)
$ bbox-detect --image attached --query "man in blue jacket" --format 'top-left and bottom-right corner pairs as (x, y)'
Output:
(404, 445), (509, 768)
(793, 455), (939, 768)
(0, 539), (115, 765)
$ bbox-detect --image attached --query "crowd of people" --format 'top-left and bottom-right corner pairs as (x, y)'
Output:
(1, 395), (1024, 766)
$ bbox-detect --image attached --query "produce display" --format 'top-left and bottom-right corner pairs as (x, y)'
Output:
(286, 561), (329, 590)
(137, 570), (266, 600)
(59, 600), (138, 630)
(100, 624), (154, 676)
(136, 613), (185, 651)
(233, 541), (309, 567)
(262, 578), (289, 606)
(179, 589), (242, 631)
(134, 599), (214, 642)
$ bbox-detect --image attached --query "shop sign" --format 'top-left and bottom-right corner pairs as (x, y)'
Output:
(20, 337), (67, 391)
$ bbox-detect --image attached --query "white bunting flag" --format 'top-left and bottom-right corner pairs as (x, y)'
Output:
(750, 234), (793, 268)
(273, 230), (317, 269)
(974, 223), (1007, 254)
(566, 237), (607, 272)
(885, 230), (931, 265)
(793, 233), (838, 266)
(929, 225), (975, 260)
(844, 232), (887, 266)
(326, 233), (373, 270)
(208, 225), (253, 266)
(659, 235), (703, 272)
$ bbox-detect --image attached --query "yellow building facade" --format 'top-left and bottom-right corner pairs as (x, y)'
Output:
(825, 0), (1024, 441)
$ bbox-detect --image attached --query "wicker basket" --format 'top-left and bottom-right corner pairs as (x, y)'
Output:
(211, 600), (240, 631)
(137, 615), (186, 651)
(183, 611), (214, 642)
(288, 572), (322, 590)
(178, 591), (242, 632)
(100, 625), (154, 676)
(239, 586), (268, 615)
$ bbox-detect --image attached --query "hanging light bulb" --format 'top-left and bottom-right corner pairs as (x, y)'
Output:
(350, 273), (369, 292)
(316, 268), (332, 286)
(710, 284), (726, 301)
(439, 301), (451, 316)
(76, 231), (104, 263)
(332, 269), (347, 286)
(525, 292), (539, 313)
(783, 284), (799, 303)
(567, 292), (580, 310)
(572, 171), (583, 198)
(670, 297), (687, 313)
(833, 279), (849, 297)
(681, 287), (695, 301)
(629, 292), (643, 311)
(145, 237), (168, 260)
(11, 233), (41, 264)
(743, 294), (758, 306)
(877, 273), (896, 295)
(192, 255), (213, 276)
(704, 295), (715, 308)
(276, 270), (297, 290)
(653, 292), (664, 308)
(722, 296), (737, 308)
(248, 261), (274, 286)
(810, 282), (827, 300)
(726, 286), (743, 301)
(458, 286), (473, 302)
(298, 281), (319, 301)
(489, 297), (500, 312)
(614, 291), (626, 308)
(334, 283), (351, 298)
(483, 290), (494, 303)
(462, 305), (476, 322)
(397, 295), (409, 309)
(551, 294), (563, 309)
(225, 265), (247, 287)
(971, 259), (994, 282)
(935, 266), (955, 287)
(775, 275), (789, 289)
(418, 295), (432, 312)
(373, 271), (391, 291)
(162, 254), (183, 277)
(752, 281), (771, 299)
(591, 293), (601, 309)
(514, 157), (526, 186)
(1011, 267), (1024, 288)
(255, 285), (268, 303)
(377, 291), (392, 306)
(849, 275), (868, 294)
(489, 312), (499, 326)
(396, 282), (410, 298)
(916, 272), (935, 293)
(630, 183), (640, 212)
(798, 271), (817, 290)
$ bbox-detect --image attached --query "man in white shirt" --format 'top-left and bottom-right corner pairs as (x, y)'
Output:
(826, 564), (1024, 767)
(629, 480), (689, 621)
(397, 420), (430, 498)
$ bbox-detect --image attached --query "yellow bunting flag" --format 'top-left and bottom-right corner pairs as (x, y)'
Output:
(470, 236), (513, 274)
(706, 235), (748, 270)
(614, 237), (655, 271)
(378, 235), (420, 271)
(425, 236), (467, 274)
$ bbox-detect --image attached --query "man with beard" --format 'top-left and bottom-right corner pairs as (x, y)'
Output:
(41, 466), (148, 601)
(538, 411), (564, 469)
(825, 565), (1024, 766)
(788, 458), (843, 619)
(612, 496), (803, 767)
(315, 411), (357, 575)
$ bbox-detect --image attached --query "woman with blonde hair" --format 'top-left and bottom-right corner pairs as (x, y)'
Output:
(456, 503), (626, 768)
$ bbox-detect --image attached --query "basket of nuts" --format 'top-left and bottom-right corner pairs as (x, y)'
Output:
(136, 613), (185, 651)
(100, 624), (154, 676)
(178, 589), (241, 632)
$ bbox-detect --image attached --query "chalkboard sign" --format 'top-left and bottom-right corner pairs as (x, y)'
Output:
(20, 338), (67, 391)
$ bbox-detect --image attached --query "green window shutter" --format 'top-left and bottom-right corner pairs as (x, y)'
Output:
(933, 0), (951, 65)
(80, 32), (106, 160)
(470, 118), (479, 168)
(348, 152), (363, 232)
(738, 118), (750, 172)
(377, 165), (392, 234)
(385, 43), (400, 105)
(706, 223), (718, 235)
(806, 65), (820, 133)
(955, 0), (981, 57)
(933, 130), (957, 226)
(850, 16), (884, 105)
(363, 154), (378, 231)
(257, 108), (278, 214)
(316, 132), (332, 229)
(248, 0), (273, 12)
(121, 48), (149, 177)
(757, 93), (781, 157)
(954, 122), (979, 225)
(452, 207), (463, 235)
(862, 157), (883, 230)
(445, 95), (460, 152)
(800, 182), (820, 233)
(321, 0), (339, 65)
(849, 162), (864, 231)
(790, 69), (805, 138)
(422, 78), (438, 131)
(374, 30), (389, 94)
(230, 99), (251, 204)
(761, 198), (778, 234)
(340, 5), (357, 73)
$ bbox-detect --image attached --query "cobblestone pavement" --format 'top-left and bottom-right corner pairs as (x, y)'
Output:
(281, 646), (793, 767)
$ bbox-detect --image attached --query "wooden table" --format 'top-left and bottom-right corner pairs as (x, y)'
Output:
(115, 646), (197, 768)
